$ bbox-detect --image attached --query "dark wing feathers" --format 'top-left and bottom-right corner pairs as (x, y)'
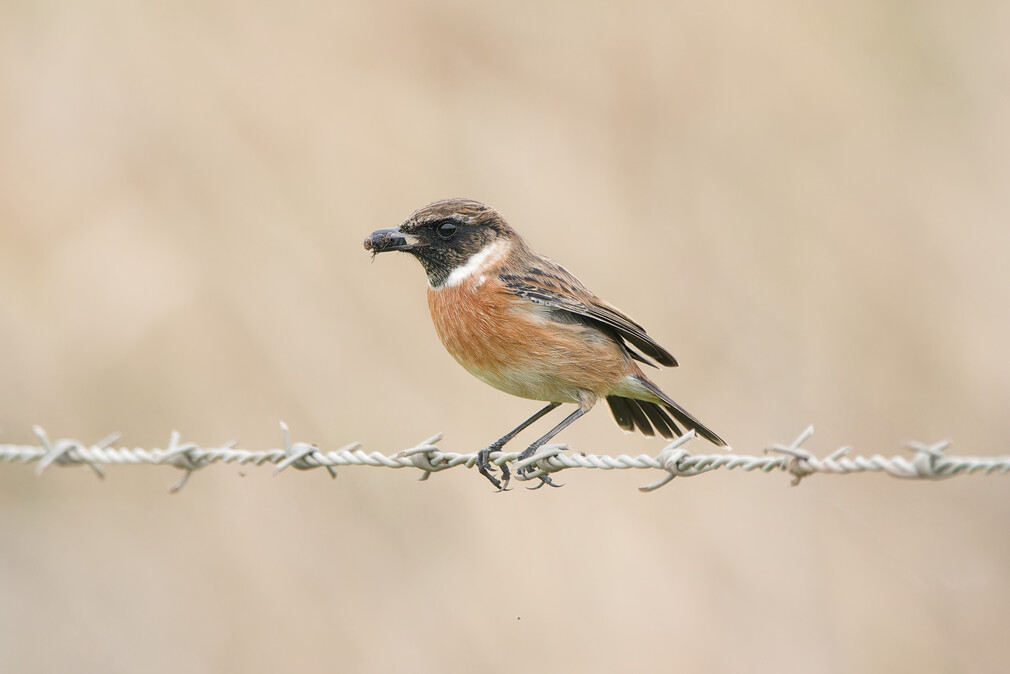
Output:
(500, 263), (678, 368)
(502, 257), (728, 447)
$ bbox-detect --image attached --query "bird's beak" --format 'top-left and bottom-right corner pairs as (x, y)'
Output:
(363, 227), (424, 254)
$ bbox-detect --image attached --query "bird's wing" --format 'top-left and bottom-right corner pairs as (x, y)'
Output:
(500, 260), (678, 367)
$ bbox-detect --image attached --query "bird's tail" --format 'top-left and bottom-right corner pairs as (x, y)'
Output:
(606, 376), (726, 446)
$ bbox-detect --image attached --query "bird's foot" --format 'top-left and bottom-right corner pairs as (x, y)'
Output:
(516, 443), (562, 489)
(476, 445), (511, 491)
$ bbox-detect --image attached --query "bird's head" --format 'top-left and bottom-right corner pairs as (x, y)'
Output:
(364, 199), (522, 288)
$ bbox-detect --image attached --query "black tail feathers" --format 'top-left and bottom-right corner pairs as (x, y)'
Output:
(606, 378), (726, 446)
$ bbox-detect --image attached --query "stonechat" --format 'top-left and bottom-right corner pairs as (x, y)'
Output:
(364, 199), (726, 489)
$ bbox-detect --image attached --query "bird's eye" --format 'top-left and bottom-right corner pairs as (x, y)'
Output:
(435, 221), (458, 239)
(435, 221), (458, 240)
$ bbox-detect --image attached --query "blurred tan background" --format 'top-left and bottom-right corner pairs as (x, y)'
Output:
(1, 1), (1008, 672)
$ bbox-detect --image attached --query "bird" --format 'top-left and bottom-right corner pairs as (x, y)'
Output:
(363, 198), (726, 489)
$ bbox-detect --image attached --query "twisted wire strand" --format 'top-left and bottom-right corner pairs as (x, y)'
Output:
(1, 424), (1007, 492)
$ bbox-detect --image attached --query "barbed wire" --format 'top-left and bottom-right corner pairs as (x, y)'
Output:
(0, 424), (1007, 492)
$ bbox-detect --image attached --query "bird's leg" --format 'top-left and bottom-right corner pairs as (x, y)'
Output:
(516, 406), (588, 488)
(477, 402), (561, 490)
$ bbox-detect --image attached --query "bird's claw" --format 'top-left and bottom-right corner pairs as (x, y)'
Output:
(515, 444), (562, 489)
(477, 442), (562, 491)
(476, 446), (511, 491)
(526, 473), (561, 489)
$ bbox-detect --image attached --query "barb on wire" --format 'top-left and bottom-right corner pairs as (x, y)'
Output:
(0, 424), (1007, 492)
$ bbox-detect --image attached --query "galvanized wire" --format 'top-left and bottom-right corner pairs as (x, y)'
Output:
(1, 424), (1007, 492)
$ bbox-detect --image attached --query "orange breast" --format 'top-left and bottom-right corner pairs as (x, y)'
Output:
(426, 277), (634, 404)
